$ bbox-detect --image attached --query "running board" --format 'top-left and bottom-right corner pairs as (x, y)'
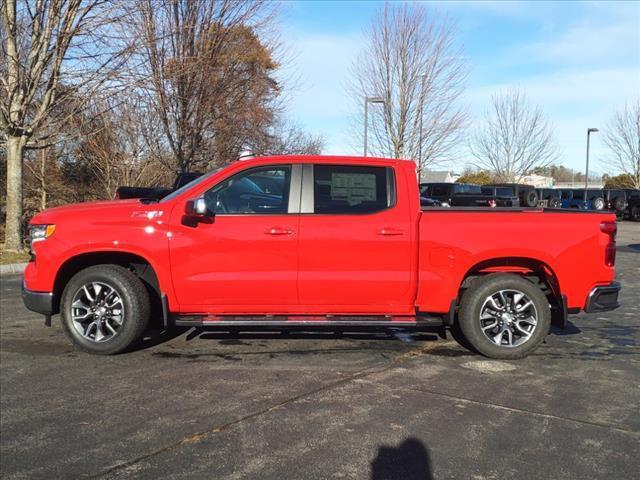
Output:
(173, 314), (445, 328)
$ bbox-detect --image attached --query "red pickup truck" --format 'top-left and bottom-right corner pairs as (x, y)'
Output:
(23, 156), (621, 359)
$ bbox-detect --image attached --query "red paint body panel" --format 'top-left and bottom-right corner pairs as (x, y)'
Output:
(25, 155), (617, 317)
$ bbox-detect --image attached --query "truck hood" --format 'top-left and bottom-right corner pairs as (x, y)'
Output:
(30, 199), (154, 224)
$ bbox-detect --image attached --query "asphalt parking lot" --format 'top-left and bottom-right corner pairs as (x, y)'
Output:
(1, 222), (639, 480)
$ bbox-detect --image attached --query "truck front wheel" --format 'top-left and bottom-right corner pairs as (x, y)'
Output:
(458, 273), (550, 359)
(60, 265), (150, 355)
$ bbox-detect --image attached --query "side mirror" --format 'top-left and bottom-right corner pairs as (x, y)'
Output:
(185, 198), (209, 217)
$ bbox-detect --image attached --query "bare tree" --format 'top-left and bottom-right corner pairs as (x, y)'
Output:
(1, 0), (128, 250)
(130, 0), (280, 174)
(71, 96), (172, 198)
(603, 100), (640, 189)
(249, 118), (324, 156)
(349, 3), (467, 167)
(470, 89), (559, 182)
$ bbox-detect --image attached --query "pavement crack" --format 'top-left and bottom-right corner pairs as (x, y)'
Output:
(86, 342), (444, 479)
(392, 383), (640, 436)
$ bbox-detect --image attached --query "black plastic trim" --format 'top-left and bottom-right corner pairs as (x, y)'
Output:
(584, 281), (621, 313)
(22, 285), (54, 316)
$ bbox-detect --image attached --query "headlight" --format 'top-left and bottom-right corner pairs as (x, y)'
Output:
(29, 224), (56, 245)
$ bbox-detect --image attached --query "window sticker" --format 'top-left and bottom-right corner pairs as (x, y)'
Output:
(330, 173), (377, 205)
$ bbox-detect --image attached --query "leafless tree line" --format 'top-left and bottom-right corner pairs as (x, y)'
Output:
(349, 3), (467, 168)
(2, 0), (638, 251)
(1, 0), (322, 250)
(469, 89), (560, 182)
(604, 100), (640, 189)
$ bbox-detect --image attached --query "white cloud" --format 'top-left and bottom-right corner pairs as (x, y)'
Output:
(461, 67), (639, 174)
(516, 18), (639, 67)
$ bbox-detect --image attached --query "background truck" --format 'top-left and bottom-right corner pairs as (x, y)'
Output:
(23, 156), (620, 359)
(115, 172), (203, 201)
(420, 182), (514, 207)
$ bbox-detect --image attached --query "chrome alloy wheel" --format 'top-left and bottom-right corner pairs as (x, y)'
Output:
(479, 289), (538, 348)
(71, 282), (125, 342)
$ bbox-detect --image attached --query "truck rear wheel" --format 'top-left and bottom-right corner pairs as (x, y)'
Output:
(458, 273), (550, 359)
(60, 265), (150, 355)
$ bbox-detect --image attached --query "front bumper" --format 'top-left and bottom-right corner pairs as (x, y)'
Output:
(22, 284), (54, 316)
(584, 281), (621, 313)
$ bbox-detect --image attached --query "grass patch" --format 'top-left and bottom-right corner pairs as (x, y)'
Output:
(0, 250), (30, 265)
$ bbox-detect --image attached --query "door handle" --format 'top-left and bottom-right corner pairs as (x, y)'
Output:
(265, 227), (294, 235)
(377, 228), (406, 236)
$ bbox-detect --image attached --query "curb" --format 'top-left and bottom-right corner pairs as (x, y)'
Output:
(0, 263), (27, 276)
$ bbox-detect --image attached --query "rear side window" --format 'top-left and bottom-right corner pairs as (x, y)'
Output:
(495, 187), (512, 196)
(431, 185), (449, 196)
(313, 165), (393, 214)
(454, 184), (482, 194)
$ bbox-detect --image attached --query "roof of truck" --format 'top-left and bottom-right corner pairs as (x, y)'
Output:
(238, 155), (416, 165)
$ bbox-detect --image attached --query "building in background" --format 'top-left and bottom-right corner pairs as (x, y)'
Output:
(520, 173), (554, 187)
(419, 170), (460, 183)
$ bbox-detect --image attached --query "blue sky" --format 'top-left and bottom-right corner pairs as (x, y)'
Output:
(277, 0), (640, 175)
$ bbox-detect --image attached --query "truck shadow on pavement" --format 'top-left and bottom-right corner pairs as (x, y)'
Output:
(133, 325), (444, 353)
(371, 437), (432, 480)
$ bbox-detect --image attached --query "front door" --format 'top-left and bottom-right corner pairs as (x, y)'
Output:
(170, 164), (300, 313)
(297, 163), (415, 314)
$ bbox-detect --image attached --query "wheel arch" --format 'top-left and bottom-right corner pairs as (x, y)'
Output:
(453, 256), (564, 327)
(52, 251), (162, 314)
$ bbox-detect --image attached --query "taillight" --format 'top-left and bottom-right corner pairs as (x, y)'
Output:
(601, 221), (617, 266)
(488, 199), (497, 208)
(600, 222), (617, 236)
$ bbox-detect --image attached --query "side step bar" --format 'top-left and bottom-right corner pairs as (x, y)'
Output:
(173, 314), (445, 328)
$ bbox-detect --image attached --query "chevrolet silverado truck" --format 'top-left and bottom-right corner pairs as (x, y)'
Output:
(22, 156), (621, 359)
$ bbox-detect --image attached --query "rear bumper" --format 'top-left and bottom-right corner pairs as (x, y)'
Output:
(584, 281), (621, 313)
(22, 284), (54, 316)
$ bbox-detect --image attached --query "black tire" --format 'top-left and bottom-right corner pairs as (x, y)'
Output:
(613, 196), (626, 212)
(522, 190), (539, 207)
(632, 205), (640, 221)
(592, 197), (605, 210)
(60, 265), (150, 355)
(457, 273), (550, 359)
(549, 197), (561, 209)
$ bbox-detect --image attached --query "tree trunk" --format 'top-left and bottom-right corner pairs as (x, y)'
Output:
(40, 149), (47, 211)
(4, 135), (26, 251)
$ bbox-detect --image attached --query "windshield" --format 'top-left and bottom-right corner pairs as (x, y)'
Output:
(160, 167), (223, 202)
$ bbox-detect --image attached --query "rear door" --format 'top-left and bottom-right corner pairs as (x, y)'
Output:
(297, 163), (415, 314)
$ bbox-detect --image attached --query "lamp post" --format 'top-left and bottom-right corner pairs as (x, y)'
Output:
(364, 96), (385, 157)
(585, 127), (599, 192)
(418, 74), (427, 170)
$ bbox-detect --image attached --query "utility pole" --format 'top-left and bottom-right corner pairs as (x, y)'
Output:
(363, 97), (385, 157)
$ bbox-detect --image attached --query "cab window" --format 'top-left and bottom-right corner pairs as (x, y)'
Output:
(313, 165), (393, 214)
(204, 166), (291, 214)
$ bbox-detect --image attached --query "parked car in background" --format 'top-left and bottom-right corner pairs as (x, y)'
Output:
(559, 189), (580, 209)
(536, 188), (562, 208)
(420, 196), (445, 208)
(561, 189), (604, 210)
(575, 189), (606, 211)
(23, 155), (621, 360)
(624, 189), (640, 221)
(421, 183), (499, 207)
(602, 189), (628, 216)
(116, 172), (203, 201)
(485, 184), (539, 207)
(479, 186), (520, 207)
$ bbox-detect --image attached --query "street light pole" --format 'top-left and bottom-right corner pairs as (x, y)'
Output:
(585, 127), (599, 192)
(363, 96), (385, 157)
(418, 74), (427, 170)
